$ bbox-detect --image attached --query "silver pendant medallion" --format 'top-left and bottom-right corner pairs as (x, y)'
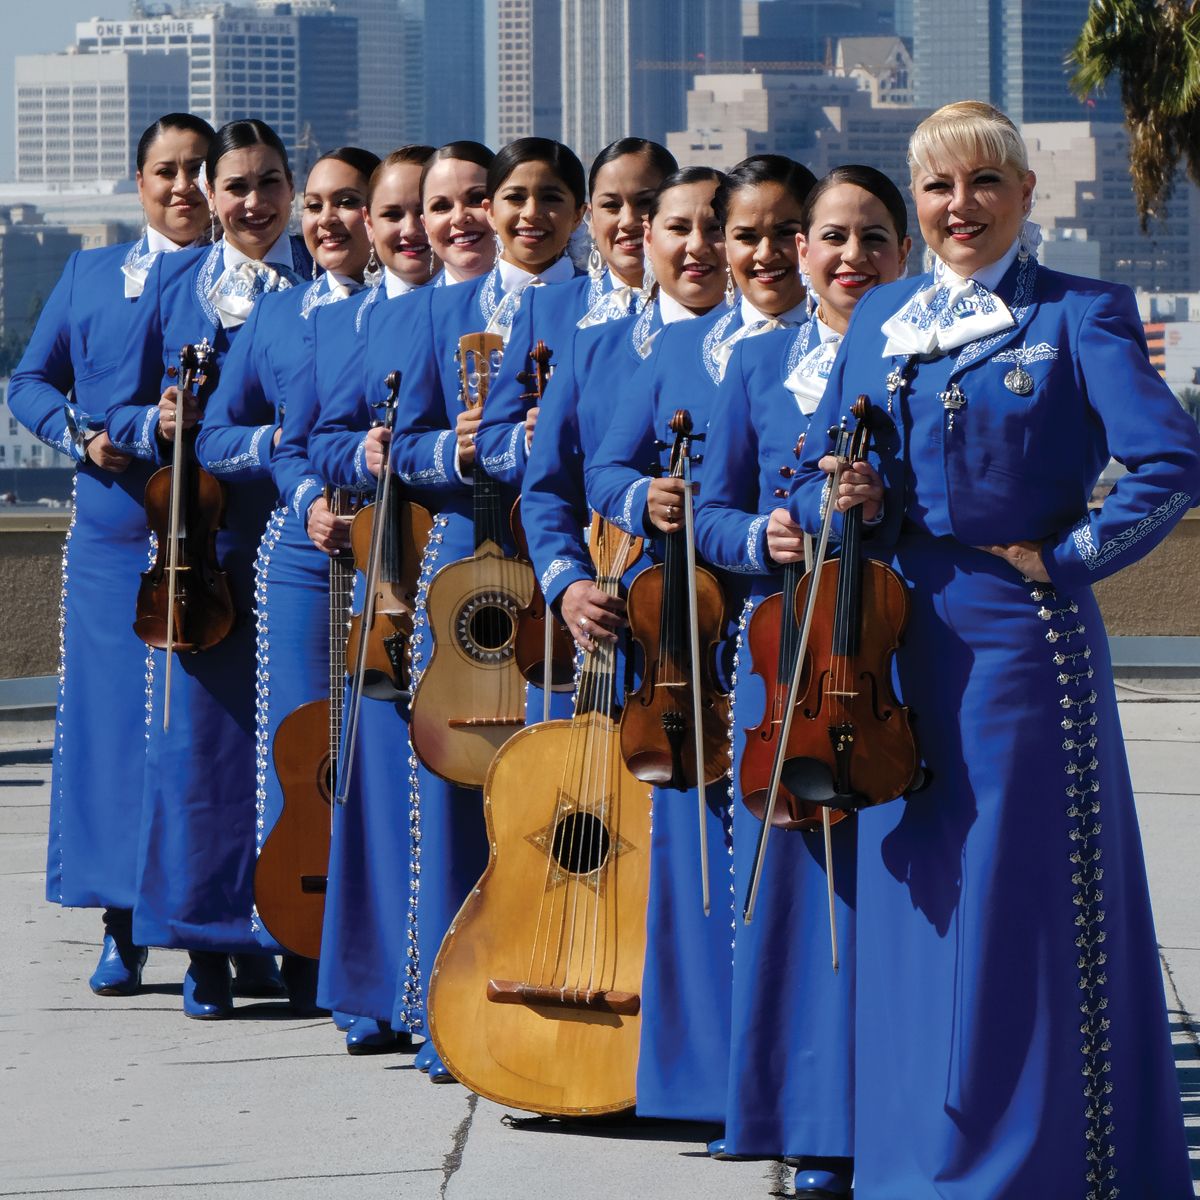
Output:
(1004, 365), (1034, 396)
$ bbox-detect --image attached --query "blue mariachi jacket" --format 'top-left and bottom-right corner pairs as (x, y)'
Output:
(475, 270), (627, 487)
(788, 257), (1200, 591)
(522, 295), (667, 608)
(306, 273), (450, 500)
(10, 238), (165, 461)
(105, 237), (313, 463)
(195, 274), (357, 523)
(275, 280), (389, 503)
(694, 320), (822, 585)
(585, 301), (747, 544)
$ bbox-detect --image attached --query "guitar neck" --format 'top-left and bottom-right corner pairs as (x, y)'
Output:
(473, 466), (508, 551)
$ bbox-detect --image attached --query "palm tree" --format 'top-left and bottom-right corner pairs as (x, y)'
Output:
(1069, 0), (1200, 228)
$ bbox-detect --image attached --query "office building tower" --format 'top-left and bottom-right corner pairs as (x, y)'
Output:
(484, 0), (561, 146)
(1024, 120), (1200, 293)
(295, 11), (359, 160)
(742, 1), (896, 68)
(912, 0), (1118, 122)
(424, 0), (487, 147)
(0, 206), (83, 338)
(15, 51), (189, 184)
(72, 11), (303, 161)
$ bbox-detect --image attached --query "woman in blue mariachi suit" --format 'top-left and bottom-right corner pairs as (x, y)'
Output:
(522, 165), (727, 655)
(325, 138), (586, 1082)
(9, 113), (214, 997)
(694, 165), (911, 1199)
(790, 102), (1198, 1199)
(584, 154), (816, 1132)
(305, 140), (501, 1066)
(286, 143), (456, 1056)
(193, 145), (382, 1015)
(106, 118), (313, 1019)
(474, 138), (676, 492)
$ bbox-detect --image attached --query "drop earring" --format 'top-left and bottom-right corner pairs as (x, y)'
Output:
(641, 258), (657, 296)
(724, 266), (736, 307)
(428, 245), (435, 281)
(365, 246), (381, 286)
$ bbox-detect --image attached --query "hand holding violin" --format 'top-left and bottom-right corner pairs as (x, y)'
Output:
(85, 431), (132, 474)
(817, 454), (883, 521)
(766, 507), (806, 565)
(157, 386), (201, 442)
(560, 579), (625, 649)
(305, 495), (353, 556)
(364, 424), (391, 479)
(524, 404), (539, 451)
(647, 476), (690, 534)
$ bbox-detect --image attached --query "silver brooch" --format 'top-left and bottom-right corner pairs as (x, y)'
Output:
(939, 382), (966, 430)
(1004, 365), (1034, 396)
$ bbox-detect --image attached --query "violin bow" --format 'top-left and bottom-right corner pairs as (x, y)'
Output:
(162, 340), (210, 731)
(518, 341), (557, 724)
(742, 416), (853, 975)
(678, 416), (711, 917)
(335, 371), (401, 806)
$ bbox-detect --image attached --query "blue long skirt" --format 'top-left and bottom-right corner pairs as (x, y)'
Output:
(48, 461), (156, 909)
(316, 567), (416, 1025)
(250, 505), (330, 951)
(853, 533), (1192, 1199)
(389, 510), (490, 1035)
(721, 596), (856, 1159)
(131, 479), (275, 952)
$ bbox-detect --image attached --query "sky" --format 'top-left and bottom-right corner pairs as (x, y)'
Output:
(1, 0), (128, 182)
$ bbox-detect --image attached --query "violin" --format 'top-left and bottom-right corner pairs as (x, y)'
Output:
(428, 515), (651, 1115)
(254, 487), (359, 958)
(409, 333), (536, 789)
(337, 371), (431, 803)
(620, 410), (730, 913)
(744, 396), (921, 952)
(740, 435), (848, 833)
(511, 341), (575, 713)
(344, 391), (433, 703)
(134, 340), (235, 729)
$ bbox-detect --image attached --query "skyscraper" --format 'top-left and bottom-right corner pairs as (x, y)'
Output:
(424, 0), (488, 147)
(484, 0), (561, 147)
(912, 0), (1117, 122)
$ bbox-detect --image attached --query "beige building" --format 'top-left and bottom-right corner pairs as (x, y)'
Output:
(1023, 121), (1200, 294)
(835, 36), (913, 108)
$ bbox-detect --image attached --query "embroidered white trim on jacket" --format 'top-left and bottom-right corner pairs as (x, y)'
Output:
(110, 406), (160, 458)
(206, 423), (272, 476)
(1071, 491), (1191, 571)
(701, 309), (739, 384)
(993, 340), (1058, 366)
(399, 428), (454, 486)
(617, 476), (652, 535)
(291, 477), (320, 521)
(352, 436), (373, 491)
(540, 557), (574, 595)
(354, 284), (381, 333)
(194, 242), (224, 328)
(481, 421), (525, 473)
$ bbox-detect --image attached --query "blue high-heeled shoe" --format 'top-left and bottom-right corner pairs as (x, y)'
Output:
(345, 1017), (399, 1055)
(231, 953), (285, 997)
(413, 1038), (437, 1071)
(793, 1161), (853, 1199)
(332, 1010), (355, 1031)
(183, 952), (233, 1020)
(426, 1048), (455, 1084)
(280, 955), (327, 1017)
(88, 911), (146, 996)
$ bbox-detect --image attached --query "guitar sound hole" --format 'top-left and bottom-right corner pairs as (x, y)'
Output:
(551, 811), (611, 876)
(455, 591), (519, 663)
(469, 605), (514, 651)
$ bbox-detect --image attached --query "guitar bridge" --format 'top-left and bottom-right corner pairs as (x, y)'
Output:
(486, 979), (640, 1016)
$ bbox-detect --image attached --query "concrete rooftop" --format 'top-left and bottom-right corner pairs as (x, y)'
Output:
(2, 699), (1198, 1199)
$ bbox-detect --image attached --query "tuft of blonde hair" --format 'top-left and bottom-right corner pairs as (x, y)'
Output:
(908, 101), (1029, 180)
